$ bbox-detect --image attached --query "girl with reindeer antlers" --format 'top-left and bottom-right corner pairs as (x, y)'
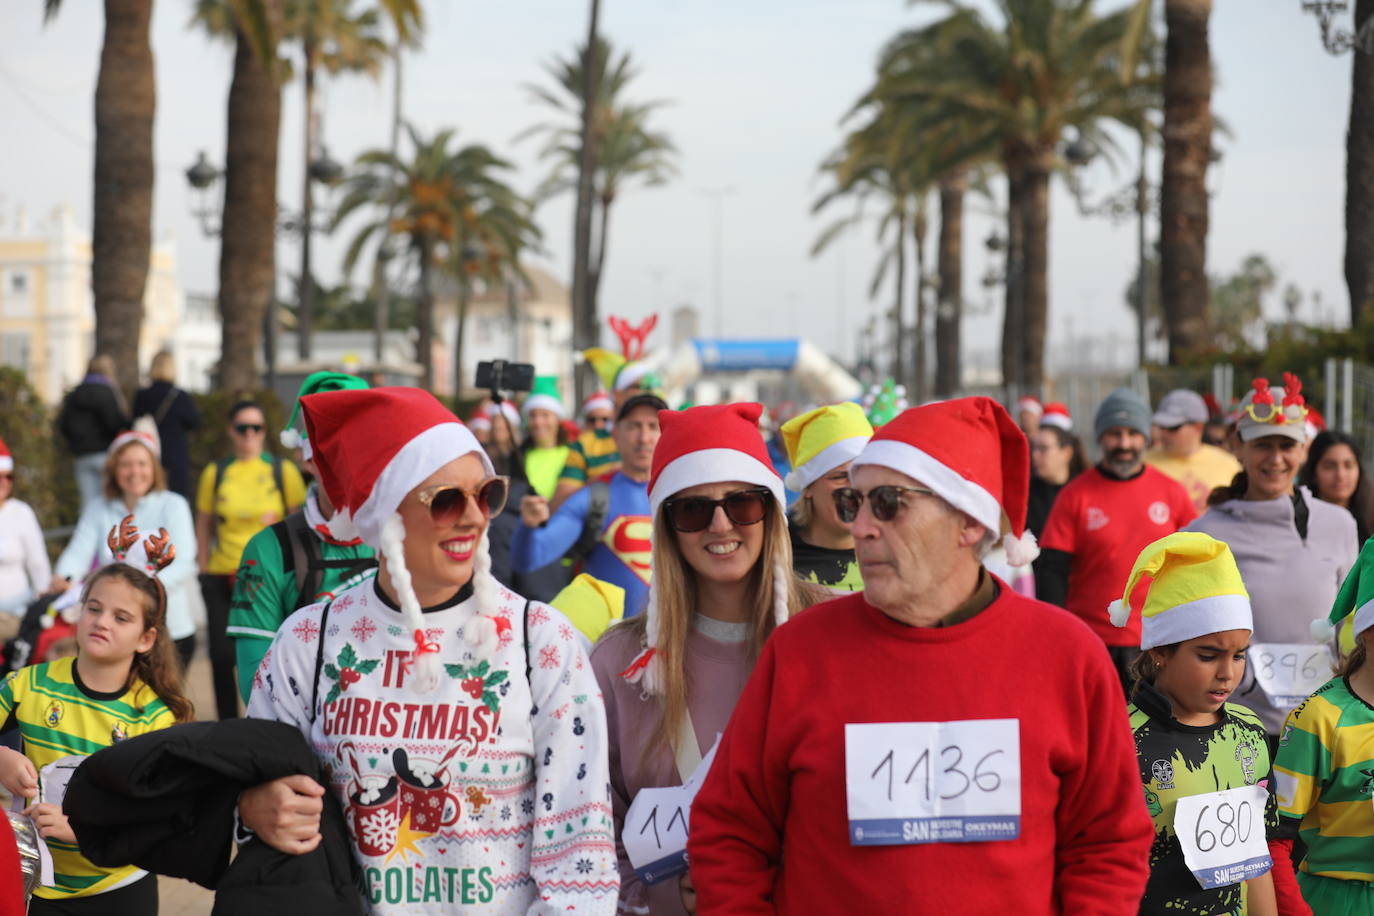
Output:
(241, 387), (618, 915)
(0, 515), (192, 914)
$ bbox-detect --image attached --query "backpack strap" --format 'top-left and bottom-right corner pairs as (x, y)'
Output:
(567, 479), (612, 569)
(308, 599), (333, 725)
(268, 454), (287, 517)
(212, 457), (234, 521)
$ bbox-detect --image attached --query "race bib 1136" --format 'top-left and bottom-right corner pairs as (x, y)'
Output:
(1172, 784), (1272, 889)
(844, 719), (1021, 846)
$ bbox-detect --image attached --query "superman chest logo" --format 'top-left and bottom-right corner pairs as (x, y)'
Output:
(602, 515), (653, 584)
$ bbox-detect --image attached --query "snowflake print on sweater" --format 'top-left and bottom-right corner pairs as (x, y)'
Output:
(247, 578), (618, 915)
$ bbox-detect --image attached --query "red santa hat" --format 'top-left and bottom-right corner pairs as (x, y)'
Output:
(581, 391), (614, 418)
(1040, 402), (1072, 431)
(1016, 395), (1043, 417)
(301, 387), (501, 691)
(623, 403), (789, 694)
(849, 397), (1039, 567)
(468, 408), (492, 433)
(0, 436), (11, 474)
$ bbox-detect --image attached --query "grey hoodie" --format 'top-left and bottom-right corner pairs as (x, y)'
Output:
(1185, 487), (1357, 734)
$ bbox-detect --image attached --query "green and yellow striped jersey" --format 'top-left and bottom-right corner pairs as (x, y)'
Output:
(557, 428), (620, 485)
(1273, 676), (1374, 882)
(0, 657), (174, 899)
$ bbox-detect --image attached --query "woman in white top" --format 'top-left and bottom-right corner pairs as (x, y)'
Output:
(0, 436), (51, 631)
(52, 428), (199, 668)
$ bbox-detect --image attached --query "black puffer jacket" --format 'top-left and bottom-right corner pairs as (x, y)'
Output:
(64, 718), (363, 916)
(57, 381), (127, 455)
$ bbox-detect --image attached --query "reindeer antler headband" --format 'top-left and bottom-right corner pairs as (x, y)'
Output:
(106, 515), (177, 576)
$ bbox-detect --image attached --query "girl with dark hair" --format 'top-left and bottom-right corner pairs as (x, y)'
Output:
(0, 520), (191, 914)
(1302, 430), (1374, 544)
(1028, 423), (1086, 600)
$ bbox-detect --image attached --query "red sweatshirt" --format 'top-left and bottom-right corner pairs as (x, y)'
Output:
(687, 586), (1153, 915)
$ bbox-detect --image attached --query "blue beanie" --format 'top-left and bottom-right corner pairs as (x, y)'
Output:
(1094, 388), (1152, 440)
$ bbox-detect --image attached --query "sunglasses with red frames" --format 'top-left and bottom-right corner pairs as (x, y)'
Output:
(833, 485), (935, 523)
(663, 487), (773, 533)
(416, 476), (510, 527)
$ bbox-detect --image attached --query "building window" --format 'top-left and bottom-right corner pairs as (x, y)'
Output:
(1, 333), (31, 373)
(9, 272), (27, 294)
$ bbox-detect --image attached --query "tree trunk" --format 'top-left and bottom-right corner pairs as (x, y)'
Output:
(935, 172), (966, 397)
(455, 273), (470, 402)
(1346, 0), (1374, 326)
(92, 0), (155, 397)
(1001, 163), (1027, 393)
(298, 38), (317, 362)
(1020, 148), (1053, 396)
(588, 192), (612, 316)
(891, 207), (907, 386)
(417, 238), (434, 391)
(571, 0), (601, 402)
(373, 40), (403, 363)
(218, 27), (280, 395)
(1160, 0), (1213, 362)
(911, 200), (928, 402)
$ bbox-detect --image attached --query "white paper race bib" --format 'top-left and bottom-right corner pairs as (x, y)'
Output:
(845, 719), (1021, 846)
(1173, 784), (1271, 889)
(623, 738), (720, 884)
(1251, 643), (1333, 710)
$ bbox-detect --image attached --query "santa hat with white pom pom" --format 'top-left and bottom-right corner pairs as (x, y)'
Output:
(300, 387), (501, 693)
(1312, 537), (1374, 646)
(1107, 531), (1251, 649)
(849, 396), (1041, 567)
(620, 402), (790, 695)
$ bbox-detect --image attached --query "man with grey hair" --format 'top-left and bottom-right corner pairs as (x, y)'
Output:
(1144, 388), (1241, 511)
(688, 397), (1152, 915)
(1038, 388), (1196, 689)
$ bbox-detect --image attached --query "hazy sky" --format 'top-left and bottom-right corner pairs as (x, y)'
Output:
(0, 1), (1356, 371)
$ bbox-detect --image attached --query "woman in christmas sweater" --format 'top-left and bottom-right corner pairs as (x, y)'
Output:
(591, 403), (827, 915)
(241, 387), (618, 915)
(1271, 537), (1374, 916)
(1110, 532), (1278, 916)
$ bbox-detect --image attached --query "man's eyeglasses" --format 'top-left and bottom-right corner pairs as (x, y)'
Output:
(233, 423), (265, 435)
(833, 485), (935, 523)
(416, 476), (510, 527)
(663, 488), (773, 533)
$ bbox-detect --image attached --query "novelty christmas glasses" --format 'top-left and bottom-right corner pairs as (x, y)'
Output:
(833, 485), (936, 523)
(416, 476), (510, 527)
(662, 487), (773, 533)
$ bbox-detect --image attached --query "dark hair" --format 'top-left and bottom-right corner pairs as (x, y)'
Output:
(1127, 643), (1179, 693)
(1038, 426), (1088, 478)
(79, 564), (195, 723)
(1340, 637), (1367, 678)
(1207, 472), (1247, 507)
(227, 399), (264, 422)
(1302, 430), (1374, 541)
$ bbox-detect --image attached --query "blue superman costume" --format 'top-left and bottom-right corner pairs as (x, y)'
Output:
(511, 470), (652, 617)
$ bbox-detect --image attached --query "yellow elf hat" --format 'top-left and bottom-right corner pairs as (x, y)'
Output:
(1108, 531), (1252, 650)
(780, 402), (874, 491)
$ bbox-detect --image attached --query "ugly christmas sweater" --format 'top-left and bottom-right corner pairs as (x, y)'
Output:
(246, 577), (619, 915)
(687, 585), (1154, 916)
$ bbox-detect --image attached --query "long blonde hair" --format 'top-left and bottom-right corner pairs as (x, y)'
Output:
(620, 500), (823, 766)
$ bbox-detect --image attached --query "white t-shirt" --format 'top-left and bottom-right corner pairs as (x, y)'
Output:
(0, 500), (50, 614)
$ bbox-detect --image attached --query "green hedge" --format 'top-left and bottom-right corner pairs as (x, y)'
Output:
(0, 368), (79, 541)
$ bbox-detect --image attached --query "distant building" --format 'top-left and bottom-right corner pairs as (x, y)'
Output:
(0, 204), (189, 403)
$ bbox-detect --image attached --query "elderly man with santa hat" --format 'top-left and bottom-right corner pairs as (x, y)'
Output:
(687, 396), (1152, 915)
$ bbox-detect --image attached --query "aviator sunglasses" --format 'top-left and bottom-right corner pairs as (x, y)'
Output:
(233, 423), (265, 435)
(833, 485), (935, 523)
(663, 488), (773, 533)
(416, 476), (510, 527)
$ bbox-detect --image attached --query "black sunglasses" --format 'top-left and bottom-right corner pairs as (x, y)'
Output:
(416, 476), (510, 527)
(587, 415), (612, 427)
(663, 488), (773, 533)
(233, 423), (265, 435)
(833, 485), (935, 523)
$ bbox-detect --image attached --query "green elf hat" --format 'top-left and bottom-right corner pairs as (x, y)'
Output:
(281, 370), (369, 459)
(1313, 537), (1374, 643)
(522, 375), (566, 420)
(1108, 531), (1252, 650)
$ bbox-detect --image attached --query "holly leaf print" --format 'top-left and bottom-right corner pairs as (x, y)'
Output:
(444, 663), (468, 680)
(355, 659), (380, 676)
(324, 682), (343, 706)
(485, 669), (509, 688)
(482, 690), (500, 712)
(323, 663), (340, 682)
(338, 643), (359, 669)
(473, 660), (491, 678)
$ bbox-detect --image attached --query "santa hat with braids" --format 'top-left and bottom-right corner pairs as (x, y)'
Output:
(621, 402), (789, 695)
(300, 387), (501, 693)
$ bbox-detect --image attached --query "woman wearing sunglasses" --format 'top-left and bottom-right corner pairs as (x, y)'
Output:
(242, 387), (617, 914)
(195, 400), (306, 720)
(591, 403), (826, 915)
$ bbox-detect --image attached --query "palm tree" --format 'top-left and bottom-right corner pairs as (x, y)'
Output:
(934, 170), (968, 396)
(521, 34), (677, 390)
(333, 125), (538, 392)
(1159, 0), (1213, 363)
(45, 0), (154, 396)
(1347, 0), (1374, 326)
(870, 0), (1154, 393)
(572, 0), (600, 401)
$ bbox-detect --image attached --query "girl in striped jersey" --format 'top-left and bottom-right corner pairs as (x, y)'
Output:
(1273, 537), (1374, 915)
(0, 519), (192, 914)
